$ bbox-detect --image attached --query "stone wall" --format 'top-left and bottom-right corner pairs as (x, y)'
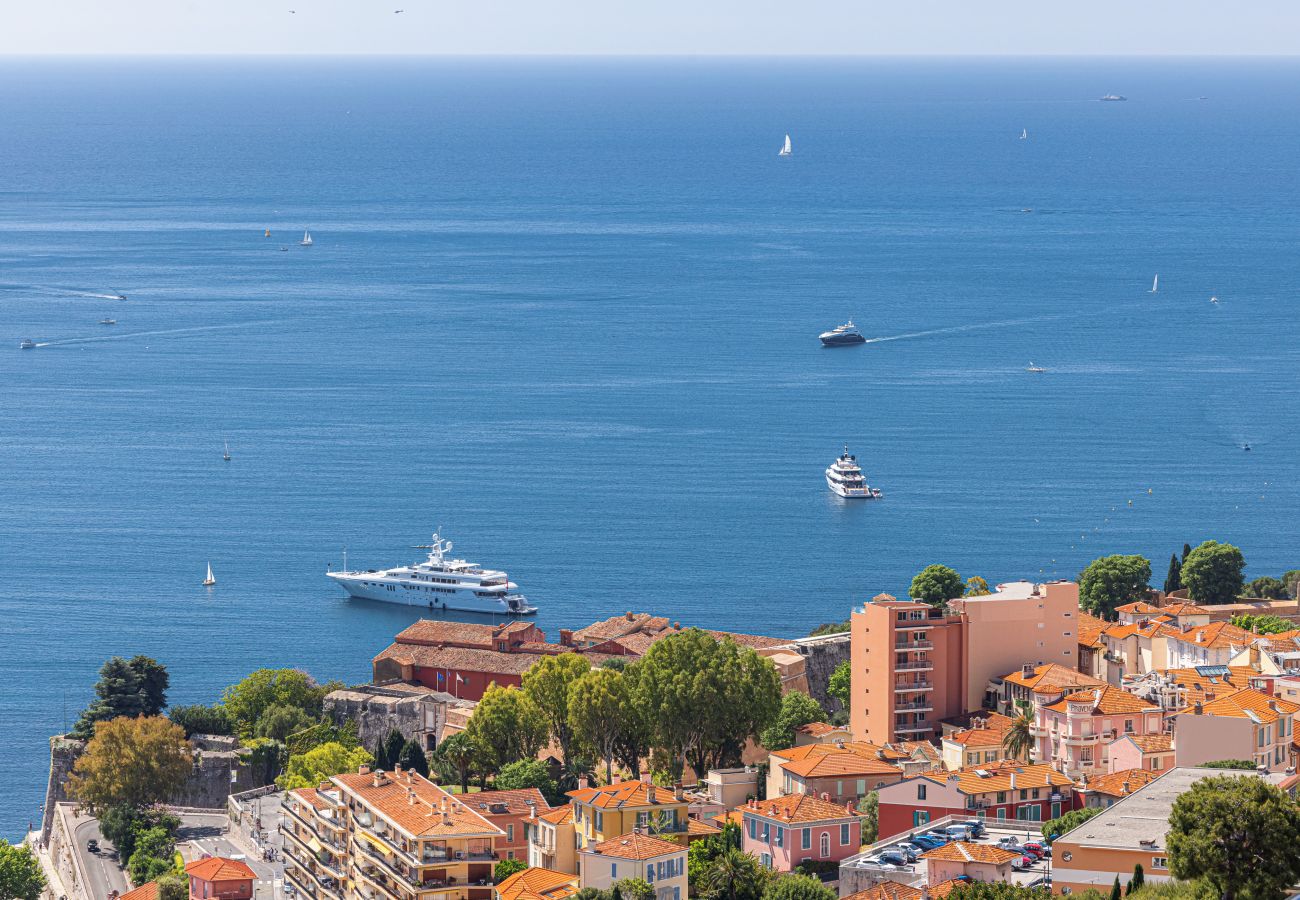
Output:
(324, 683), (466, 751)
(41, 737), (84, 846)
(792, 633), (851, 712)
(47, 803), (92, 900)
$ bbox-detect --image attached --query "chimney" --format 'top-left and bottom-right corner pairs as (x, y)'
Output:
(408, 790), (417, 805)
(528, 800), (538, 821)
(674, 782), (684, 802)
(1121, 780), (1131, 795)
(640, 772), (652, 785)
(578, 775), (589, 790)
(1269, 701), (1280, 713)
(648, 785), (657, 804)
(845, 801), (856, 815)
(1009, 773), (1017, 791)
(612, 772), (622, 784)
(834, 739), (845, 749)
(820, 792), (830, 802)
(560, 629), (574, 646)
(626, 611), (635, 621)
(373, 773), (383, 788)
(1194, 701), (1203, 715)
(358, 764), (372, 776)
(394, 762), (402, 774)
(1022, 664), (1034, 678)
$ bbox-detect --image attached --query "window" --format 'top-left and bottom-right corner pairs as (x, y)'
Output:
(840, 824), (850, 846)
(917, 784), (927, 801)
(802, 829), (811, 850)
(819, 833), (830, 858)
(1124, 719), (1135, 734)
(1019, 789), (1027, 800)
(856, 779), (866, 795)
(507, 824), (514, 842)
(836, 780), (844, 797)
(611, 863), (618, 878)
(638, 812), (649, 828)
(748, 818), (757, 840)
(646, 864), (654, 883)
(912, 811), (930, 827)
(775, 827), (784, 848)
(762, 823), (770, 842)
(507, 851), (515, 860)
(761, 853), (771, 869)
(1032, 788), (1040, 799)
(596, 812), (604, 832)
(1152, 857), (1168, 870)
(996, 791), (1006, 804)
(1151, 757), (1162, 771)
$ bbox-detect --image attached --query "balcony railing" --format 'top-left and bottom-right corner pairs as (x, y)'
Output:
(285, 867), (318, 900)
(281, 799), (345, 836)
(895, 701), (932, 712)
(894, 681), (933, 692)
(894, 724), (931, 734)
(894, 660), (934, 671)
(894, 640), (933, 650)
(283, 831), (346, 880)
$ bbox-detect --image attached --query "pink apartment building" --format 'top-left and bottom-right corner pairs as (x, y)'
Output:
(1032, 685), (1165, 778)
(1171, 688), (1300, 772)
(738, 794), (861, 872)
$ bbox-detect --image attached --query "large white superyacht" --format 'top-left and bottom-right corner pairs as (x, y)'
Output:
(326, 532), (536, 614)
(825, 445), (883, 499)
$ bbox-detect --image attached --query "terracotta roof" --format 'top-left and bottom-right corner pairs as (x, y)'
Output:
(918, 763), (1074, 796)
(570, 613), (675, 643)
(394, 620), (523, 647)
(1082, 768), (1160, 798)
(375, 643), (620, 676)
(467, 788), (550, 818)
(843, 884), (922, 900)
(928, 880), (971, 899)
(1161, 602), (1210, 616)
(712, 810), (743, 828)
(921, 842), (1019, 864)
(739, 793), (858, 824)
(567, 782), (682, 810)
(1003, 663), (1105, 692)
(1175, 687), (1300, 724)
(687, 817), (722, 836)
(185, 857), (257, 881)
(1117, 733), (1173, 753)
(795, 722), (848, 737)
(496, 867), (579, 900)
(118, 884), (159, 900)
(291, 786), (327, 810)
(944, 718), (1011, 748)
(1144, 666), (1260, 696)
(585, 832), (684, 860)
(782, 750), (903, 779)
(1115, 601), (1164, 615)
(774, 741), (911, 765)
(1043, 685), (1159, 715)
(538, 804), (574, 825)
(1077, 613), (1108, 649)
(1258, 631), (1300, 652)
(1168, 622), (1256, 650)
(1103, 619), (1180, 641)
(333, 768), (504, 838)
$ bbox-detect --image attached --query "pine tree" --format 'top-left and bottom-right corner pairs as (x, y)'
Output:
(1164, 554), (1182, 594)
(1127, 864), (1145, 895)
(1109, 876), (1123, 900)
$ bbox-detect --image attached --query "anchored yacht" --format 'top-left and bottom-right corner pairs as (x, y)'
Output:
(326, 532), (536, 615)
(819, 321), (866, 347)
(826, 445), (883, 499)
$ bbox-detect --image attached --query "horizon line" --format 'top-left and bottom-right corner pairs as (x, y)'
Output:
(2, 51), (1300, 60)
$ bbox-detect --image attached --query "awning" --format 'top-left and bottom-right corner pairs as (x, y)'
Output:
(308, 837), (324, 854)
(360, 832), (394, 856)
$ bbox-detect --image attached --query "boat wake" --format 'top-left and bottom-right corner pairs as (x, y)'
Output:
(32, 320), (286, 348)
(861, 314), (1073, 345)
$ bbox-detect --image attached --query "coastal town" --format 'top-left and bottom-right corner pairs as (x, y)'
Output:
(10, 543), (1300, 900)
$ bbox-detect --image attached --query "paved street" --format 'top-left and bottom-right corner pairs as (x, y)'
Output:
(73, 814), (130, 900)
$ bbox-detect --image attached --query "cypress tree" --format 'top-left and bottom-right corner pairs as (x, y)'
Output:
(383, 728), (406, 771)
(1164, 554), (1182, 594)
(1182, 543), (1193, 562)
(372, 735), (390, 770)
(1127, 863), (1145, 895)
(398, 739), (430, 777)
(1109, 876), (1123, 900)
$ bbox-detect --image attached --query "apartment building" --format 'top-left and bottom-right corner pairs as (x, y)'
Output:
(1105, 734), (1174, 775)
(1074, 769), (1160, 809)
(1170, 688), (1300, 772)
(940, 717), (1010, 771)
(461, 789), (550, 861)
(737, 794), (862, 872)
(767, 742), (906, 805)
(578, 833), (687, 900)
(1032, 685), (1164, 778)
(1123, 666), (1266, 712)
(567, 779), (689, 851)
(1163, 622), (1255, 670)
(997, 664), (1105, 718)
(525, 806), (576, 874)
(875, 763), (1077, 839)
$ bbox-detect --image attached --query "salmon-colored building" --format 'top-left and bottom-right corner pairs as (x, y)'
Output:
(1032, 685), (1165, 778)
(851, 582), (1081, 744)
(463, 788), (551, 861)
(184, 857), (256, 900)
(875, 763), (1078, 839)
(738, 793), (862, 872)
(921, 842), (1020, 886)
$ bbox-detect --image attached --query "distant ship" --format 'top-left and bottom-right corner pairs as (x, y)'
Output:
(110, 291), (127, 300)
(203, 562), (216, 586)
(778, 134), (792, 157)
(1026, 362), (1047, 373)
(1020, 129), (1028, 140)
(19, 339), (36, 350)
(819, 321), (866, 347)
(1149, 274), (1159, 294)
(100, 318), (117, 326)
(1101, 94), (1127, 102)
(327, 531), (537, 615)
(300, 230), (313, 246)
(825, 446), (883, 499)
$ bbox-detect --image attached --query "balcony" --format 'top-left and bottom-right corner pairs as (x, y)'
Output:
(894, 660), (934, 672)
(1029, 725), (1048, 737)
(894, 724), (932, 734)
(283, 829), (346, 881)
(284, 867), (318, 900)
(894, 640), (933, 650)
(895, 700), (932, 712)
(894, 681), (933, 692)
(353, 864), (411, 900)
(281, 799), (345, 837)
(1062, 732), (1101, 746)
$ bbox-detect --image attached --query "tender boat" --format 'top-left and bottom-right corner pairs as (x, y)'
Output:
(19, 339), (36, 350)
(1025, 362), (1047, 373)
(819, 321), (866, 347)
(326, 531), (537, 615)
(1020, 129), (1028, 140)
(100, 318), (117, 325)
(826, 445), (883, 499)
(300, 230), (313, 246)
(778, 134), (792, 157)
(223, 441), (231, 462)
(1101, 94), (1127, 102)
(110, 291), (127, 300)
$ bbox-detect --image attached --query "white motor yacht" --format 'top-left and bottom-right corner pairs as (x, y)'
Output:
(819, 321), (866, 346)
(826, 445), (883, 499)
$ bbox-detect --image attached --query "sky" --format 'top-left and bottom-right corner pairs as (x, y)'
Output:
(2, 0), (1299, 56)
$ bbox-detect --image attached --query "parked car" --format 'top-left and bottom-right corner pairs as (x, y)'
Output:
(1024, 842), (1051, 858)
(893, 844), (922, 862)
(959, 819), (987, 837)
(923, 830), (951, 845)
(1011, 855), (1036, 871)
(995, 836), (1021, 848)
(874, 851), (911, 867)
(944, 825), (975, 841)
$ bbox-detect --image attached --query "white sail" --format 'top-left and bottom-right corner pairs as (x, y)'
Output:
(301, 230), (313, 246)
(1020, 129), (1028, 139)
(1150, 274), (1158, 293)
(204, 562), (216, 586)
(779, 134), (792, 156)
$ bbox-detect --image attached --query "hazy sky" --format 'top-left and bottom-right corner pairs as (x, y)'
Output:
(4, 0), (1299, 56)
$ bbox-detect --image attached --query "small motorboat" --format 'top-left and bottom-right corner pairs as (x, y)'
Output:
(19, 339), (36, 349)
(223, 441), (231, 462)
(110, 291), (127, 300)
(819, 321), (866, 346)
(1025, 362), (1047, 373)
(100, 318), (117, 325)
(1243, 443), (1252, 452)
(279, 246), (290, 252)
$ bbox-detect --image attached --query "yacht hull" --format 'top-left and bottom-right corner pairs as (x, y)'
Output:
(326, 572), (536, 615)
(825, 473), (882, 499)
(820, 334), (866, 347)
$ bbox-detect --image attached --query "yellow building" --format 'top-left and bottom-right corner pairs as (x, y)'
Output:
(566, 780), (689, 850)
(526, 805), (578, 874)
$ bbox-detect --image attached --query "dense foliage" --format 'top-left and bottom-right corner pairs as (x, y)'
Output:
(827, 660), (850, 711)
(964, 576), (992, 596)
(761, 874), (835, 900)
(1228, 614), (1291, 635)
(908, 564), (964, 606)
(493, 858), (528, 883)
(523, 653), (591, 764)
(167, 704), (232, 738)
(806, 621), (850, 637)
(1000, 711), (1035, 762)
(1164, 553), (1183, 594)
(277, 741), (373, 790)
(68, 716), (192, 814)
(1043, 804), (1102, 841)
(1180, 541), (1246, 604)
(432, 732), (487, 793)
(494, 759), (560, 803)
(72, 656), (170, 739)
(0, 840), (46, 900)
(100, 806), (179, 862)
(220, 668), (335, 739)
(127, 824), (178, 884)
(1079, 555), (1152, 620)
(1200, 759), (1257, 770)
(946, 884), (1051, 900)
(568, 667), (630, 781)
(1242, 576), (1288, 600)
(465, 684), (549, 771)
(759, 691), (826, 752)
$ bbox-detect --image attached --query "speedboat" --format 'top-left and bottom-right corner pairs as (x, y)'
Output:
(110, 291), (127, 300)
(1025, 362), (1047, 373)
(1101, 94), (1127, 102)
(1243, 443), (1252, 452)
(819, 321), (866, 347)
(19, 339), (36, 350)
(100, 318), (117, 325)
(826, 445), (883, 499)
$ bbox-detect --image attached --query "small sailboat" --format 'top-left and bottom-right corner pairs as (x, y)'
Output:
(223, 441), (231, 462)
(1020, 129), (1028, 140)
(203, 562), (216, 586)
(1210, 295), (1219, 305)
(264, 229), (271, 238)
(300, 229), (313, 246)
(1025, 362), (1047, 373)
(778, 134), (792, 157)
(1149, 274), (1159, 293)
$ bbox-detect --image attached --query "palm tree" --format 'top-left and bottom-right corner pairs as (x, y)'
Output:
(701, 848), (768, 900)
(1001, 710), (1035, 762)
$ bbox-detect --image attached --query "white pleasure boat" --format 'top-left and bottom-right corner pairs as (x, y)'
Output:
(826, 445), (883, 499)
(819, 321), (866, 346)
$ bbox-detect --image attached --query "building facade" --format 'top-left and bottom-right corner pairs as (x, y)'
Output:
(875, 764), (1077, 840)
(738, 794), (862, 872)
(578, 833), (687, 900)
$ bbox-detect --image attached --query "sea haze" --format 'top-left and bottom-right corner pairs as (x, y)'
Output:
(2, 56), (1299, 837)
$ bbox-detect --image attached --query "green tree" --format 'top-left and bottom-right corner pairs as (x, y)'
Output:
(569, 667), (629, 782)
(99, 806), (179, 861)
(1243, 577), (1288, 600)
(1183, 543), (1193, 562)
(1128, 864), (1145, 895)
(610, 663), (652, 780)
(759, 692), (827, 752)
(1079, 555), (1152, 620)
(382, 729), (407, 772)
(613, 879), (655, 900)
(1201, 759), (1257, 770)
(494, 858), (528, 884)
(1228, 615), (1291, 635)
(1109, 878), (1123, 900)
(127, 825), (177, 885)
(762, 875), (834, 900)
(827, 660), (850, 711)
(397, 739), (430, 777)
(68, 717), (192, 814)
(72, 656), (171, 740)
(806, 622), (850, 637)
(964, 576), (992, 597)
(432, 733), (486, 794)
(700, 848), (769, 900)
(465, 684), (548, 771)
(168, 704), (232, 738)
(1282, 570), (1300, 600)
(1164, 554), (1183, 594)
(946, 886), (1051, 900)
(278, 742), (373, 790)
(221, 669), (333, 739)
(1044, 805), (1102, 841)
(494, 758), (558, 801)
(523, 653), (591, 765)
(156, 874), (188, 900)
(1168, 774), (1300, 900)
(1000, 711), (1034, 762)
(0, 840), (46, 900)
(908, 564), (964, 606)
(1180, 542), (1246, 605)
(859, 791), (878, 843)
(255, 704), (315, 742)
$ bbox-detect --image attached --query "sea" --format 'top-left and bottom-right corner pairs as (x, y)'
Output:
(2, 56), (1299, 839)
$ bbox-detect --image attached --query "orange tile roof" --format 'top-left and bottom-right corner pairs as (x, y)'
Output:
(920, 762), (1074, 796)
(538, 803), (574, 825)
(796, 722), (848, 737)
(1146, 666), (1260, 695)
(1003, 663), (1105, 692)
(185, 857), (257, 882)
(687, 817), (721, 835)
(782, 750), (903, 779)
(496, 867), (579, 900)
(1175, 687), (1300, 724)
(1168, 621), (1256, 650)
(739, 793), (858, 824)
(1077, 613), (1108, 649)
(1081, 768), (1159, 798)
(843, 884), (923, 900)
(333, 768), (503, 838)
(290, 786), (327, 810)
(944, 720), (1010, 748)
(567, 781), (682, 810)
(1117, 733), (1173, 753)
(712, 810), (743, 828)
(927, 880), (970, 899)
(467, 788), (550, 818)
(118, 884), (159, 900)
(1115, 601), (1164, 615)
(1161, 602), (1209, 616)
(921, 842), (1020, 864)
(585, 832), (684, 860)
(1043, 685), (1159, 715)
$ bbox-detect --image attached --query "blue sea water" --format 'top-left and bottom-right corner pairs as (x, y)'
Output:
(2, 56), (1299, 838)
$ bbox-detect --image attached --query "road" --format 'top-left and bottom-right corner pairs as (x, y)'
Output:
(73, 815), (129, 900)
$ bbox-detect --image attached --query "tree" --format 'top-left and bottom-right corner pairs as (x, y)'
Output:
(156, 874), (188, 900)
(827, 660), (850, 711)
(700, 848), (769, 900)
(397, 739), (430, 778)
(494, 759), (559, 802)
(127, 825), (177, 885)
(759, 692), (827, 752)
(945, 886), (1051, 900)
(1183, 544), (1193, 562)
(68, 717), (192, 814)
(806, 622), (850, 637)
(1127, 864), (1145, 895)
(278, 741), (373, 791)
(494, 858), (528, 884)
(1164, 554), (1183, 594)
(382, 729), (407, 772)
(1283, 570), (1300, 600)
(255, 704), (315, 742)
(859, 791), (878, 844)
(763, 875), (835, 900)
(613, 879), (655, 900)
(221, 668), (331, 738)
(72, 656), (171, 740)
(432, 733), (485, 794)
(908, 564), (964, 606)
(569, 667), (628, 782)
(168, 704), (232, 738)
(689, 824), (742, 897)
(1000, 711), (1034, 762)
(0, 841), (46, 900)
(99, 806), (179, 861)
(1180, 542), (1246, 604)
(1167, 774), (1300, 900)
(1228, 615), (1291, 635)
(964, 576), (992, 597)
(1201, 759), (1257, 770)
(522, 653), (591, 765)
(1108, 878), (1123, 900)
(1243, 577), (1288, 600)
(1079, 555), (1152, 620)
(1043, 805), (1102, 841)
(465, 684), (548, 771)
